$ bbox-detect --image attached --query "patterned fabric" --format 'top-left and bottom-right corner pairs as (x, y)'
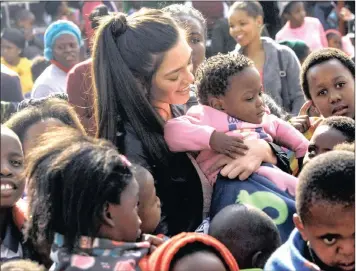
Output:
(265, 228), (322, 271)
(50, 233), (151, 271)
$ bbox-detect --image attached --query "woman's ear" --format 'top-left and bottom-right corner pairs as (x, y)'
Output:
(208, 97), (225, 111)
(256, 15), (264, 28)
(102, 202), (115, 227)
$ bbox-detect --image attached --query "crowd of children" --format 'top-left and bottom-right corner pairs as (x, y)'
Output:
(0, 1), (355, 271)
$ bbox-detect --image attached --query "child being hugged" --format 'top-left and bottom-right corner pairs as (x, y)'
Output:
(164, 52), (308, 196)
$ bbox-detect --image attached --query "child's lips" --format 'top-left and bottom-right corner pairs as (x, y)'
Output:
(338, 262), (355, 271)
(0, 179), (17, 197)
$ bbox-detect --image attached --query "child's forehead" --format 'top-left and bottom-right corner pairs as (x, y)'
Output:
(1, 132), (22, 153)
(308, 202), (354, 223)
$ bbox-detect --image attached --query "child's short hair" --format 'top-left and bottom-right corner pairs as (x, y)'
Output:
(334, 142), (355, 152)
(297, 151), (355, 224)
(320, 116), (355, 142)
(195, 53), (254, 105)
(1, 259), (46, 271)
(31, 56), (50, 82)
(5, 97), (85, 143)
(24, 126), (134, 250)
(229, 1), (264, 19)
(209, 204), (281, 269)
(300, 48), (355, 100)
(15, 8), (35, 23)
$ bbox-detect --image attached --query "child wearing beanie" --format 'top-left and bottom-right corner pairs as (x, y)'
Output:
(1, 28), (33, 95)
(148, 232), (239, 271)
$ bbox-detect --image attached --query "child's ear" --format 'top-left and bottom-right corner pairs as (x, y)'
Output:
(251, 251), (264, 268)
(208, 97), (225, 111)
(102, 202), (115, 228)
(293, 213), (308, 241)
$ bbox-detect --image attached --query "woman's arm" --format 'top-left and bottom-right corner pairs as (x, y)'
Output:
(207, 139), (290, 180)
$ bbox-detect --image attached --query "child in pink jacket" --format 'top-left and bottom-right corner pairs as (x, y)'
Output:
(276, 1), (327, 51)
(164, 53), (309, 196)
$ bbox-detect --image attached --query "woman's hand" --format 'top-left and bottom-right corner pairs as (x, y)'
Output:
(208, 139), (276, 181)
(288, 115), (311, 133)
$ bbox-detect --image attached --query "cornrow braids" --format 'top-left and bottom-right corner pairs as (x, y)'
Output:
(195, 52), (254, 105)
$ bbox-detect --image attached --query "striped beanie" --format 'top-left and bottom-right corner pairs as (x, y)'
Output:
(148, 232), (239, 271)
(44, 20), (83, 60)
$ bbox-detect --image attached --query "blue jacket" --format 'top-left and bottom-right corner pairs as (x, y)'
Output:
(264, 228), (321, 271)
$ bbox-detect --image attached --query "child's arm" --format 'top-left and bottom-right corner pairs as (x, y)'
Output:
(164, 106), (247, 157)
(268, 115), (309, 158)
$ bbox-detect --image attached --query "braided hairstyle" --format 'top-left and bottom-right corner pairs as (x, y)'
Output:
(25, 127), (133, 250)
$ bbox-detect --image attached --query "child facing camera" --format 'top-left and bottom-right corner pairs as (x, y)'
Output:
(266, 150), (355, 271)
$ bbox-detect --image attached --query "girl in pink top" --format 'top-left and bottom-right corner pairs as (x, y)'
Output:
(276, 1), (327, 51)
(164, 53), (309, 196)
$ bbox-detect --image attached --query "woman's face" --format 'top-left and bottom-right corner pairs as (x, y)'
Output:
(150, 35), (194, 105)
(52, 34), (80, 68)
(180, 16), (206, 75)
(228, 9), (262, 47)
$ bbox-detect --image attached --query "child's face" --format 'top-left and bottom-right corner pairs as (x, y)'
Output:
(228, 9), (263, 47)
(287, 2), (306, 27)
(328, 34), (343, 50)
(215, 67), (265, 124)
(303, 125), (349, 166)
(1, 39), (21, 64)
(1, 130), (25, 208)
(107, 178), (142, 242)
(172, 251), (227, 271)
(307, 59), (355, 119)
(295, 204), (355, 271)
(137, 170), (161, 234)
(16, 17), (35, 41)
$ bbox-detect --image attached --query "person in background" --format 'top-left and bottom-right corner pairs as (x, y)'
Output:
(31, 20), (82, 98)
(1, 64), (23, 103)
(276, 1), (328, 51)
(303, 116), (354, 167)
(67, 5), (109, 136)
(30, 56), (50, 84)
(265, 151), (355, 271)
(14, 9), (44, 60)
(209, 204), (281, 270)
(210, 17), (236, 56)
(44, 1), (82, 29)
(1, 28), (33, 96)
(278, 39), (311, 65)
(229, 1), (305, 115)
(325, 29), (355, 58)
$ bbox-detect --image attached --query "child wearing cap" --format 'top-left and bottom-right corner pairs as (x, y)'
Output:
(1, 28), (33, 95)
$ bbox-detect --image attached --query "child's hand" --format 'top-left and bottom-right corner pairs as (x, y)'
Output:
(142, 234), (164, 253)
(288, 115), (311, 133)
(209, 131), (248, 158)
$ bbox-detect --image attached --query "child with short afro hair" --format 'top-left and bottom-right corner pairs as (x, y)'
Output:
(265, 150), (355, 271)
(209, 204), (281, 270)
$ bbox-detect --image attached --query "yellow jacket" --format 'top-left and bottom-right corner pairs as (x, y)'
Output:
(1, 57), (33, 95)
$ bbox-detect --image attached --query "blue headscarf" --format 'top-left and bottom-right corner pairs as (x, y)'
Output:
(44, 20), (83, 61)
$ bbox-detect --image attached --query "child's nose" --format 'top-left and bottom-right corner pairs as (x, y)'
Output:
(0, 164), (12, 177)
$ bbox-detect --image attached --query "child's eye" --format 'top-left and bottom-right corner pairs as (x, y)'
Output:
(323, 237), (337, 245)
(190, 38), (201, 44)
(10, 160), (23, 167)
(336, 82), (346, 89)
(317, 89), (328, 96)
